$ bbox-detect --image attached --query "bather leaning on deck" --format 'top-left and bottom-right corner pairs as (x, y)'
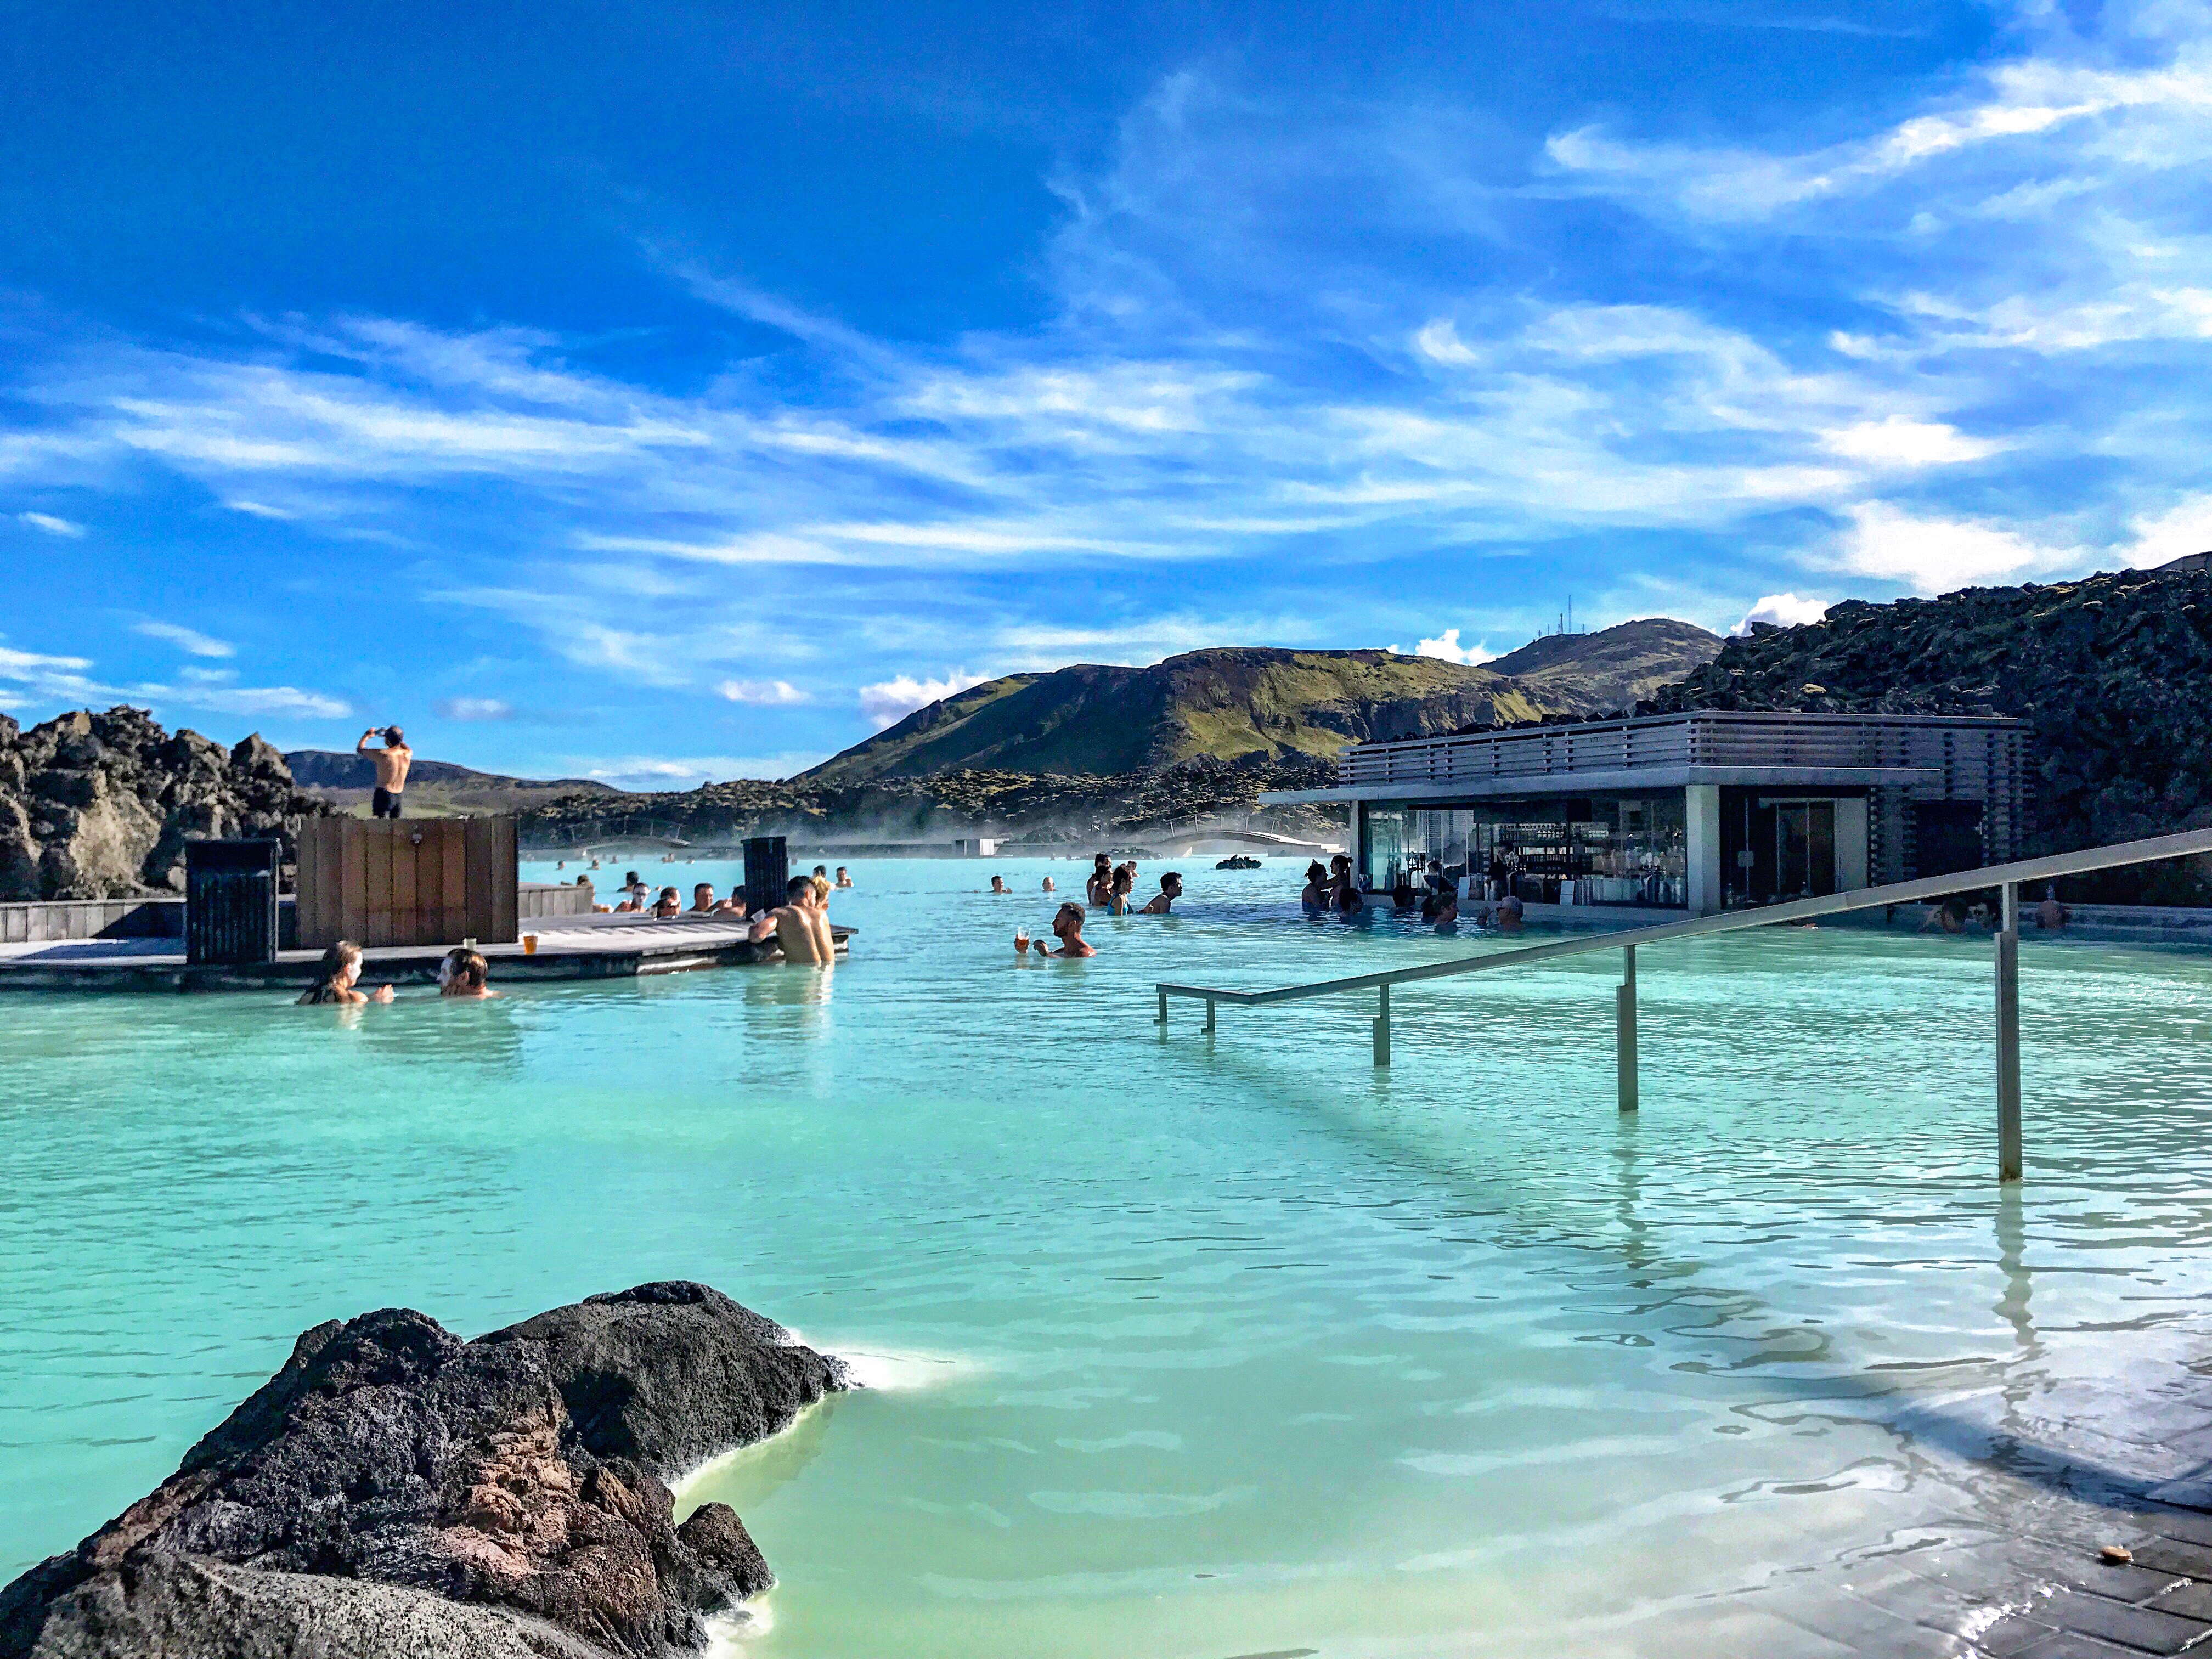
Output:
(747, 876), (834, 964)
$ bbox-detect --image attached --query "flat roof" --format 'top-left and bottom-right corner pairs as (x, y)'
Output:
(1264, 763), (1945, 806)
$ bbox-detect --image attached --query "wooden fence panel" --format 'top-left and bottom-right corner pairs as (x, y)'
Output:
(295, 817), (519, 949)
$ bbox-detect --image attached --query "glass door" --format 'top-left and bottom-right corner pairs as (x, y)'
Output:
(1775, 802), (1837, 898)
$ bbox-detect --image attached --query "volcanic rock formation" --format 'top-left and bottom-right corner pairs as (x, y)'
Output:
(1649, 565), (2212, 900)
(0, 706), (323, 900)
(0, 1282), (849, 1659)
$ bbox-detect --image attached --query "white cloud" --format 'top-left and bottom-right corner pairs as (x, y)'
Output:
(17, 511), (84, 537)
(1818, 417), (2006, 467)
(1398, 628), (1496, 665)
(435, 697), (514, 720)
(1731, 594), (1833, 635)
(224, 499), (295, 518)
(716, 679), (807, 706)
(2121, 495), (2212, 568)
(857, 671), (991, 729)
(134, 620), (236, 658)
(1826, 501), (2081, 594)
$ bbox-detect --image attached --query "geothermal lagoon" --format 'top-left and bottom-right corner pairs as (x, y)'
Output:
(8, 858), (2212, 1655)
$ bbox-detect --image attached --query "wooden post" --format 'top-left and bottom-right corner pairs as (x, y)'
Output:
(1617, 942), (1639, 1113)
(1205, 997), (1217, 1034)
(1157, 987), (1169, 1024)
(1374, 982), (1391, 1067)
(1997, 880), (2022, 1182)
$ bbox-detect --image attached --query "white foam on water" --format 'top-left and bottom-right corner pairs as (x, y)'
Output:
(830, 1343), (981, 1392)
(702, 1596), (773, 1654)
(672, 1341), (981, 1502)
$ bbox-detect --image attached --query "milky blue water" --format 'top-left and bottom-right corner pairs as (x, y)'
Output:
(8, 858), (2212, 1656)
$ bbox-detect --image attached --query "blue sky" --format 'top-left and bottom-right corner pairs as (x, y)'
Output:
(4, 0), (2211, 784)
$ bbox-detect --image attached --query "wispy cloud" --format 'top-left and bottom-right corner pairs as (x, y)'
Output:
(435, 696), (514, 720)
(717, 679), (807, 706)
(134, 620), (236, 657)
(17, 511), (84, 537)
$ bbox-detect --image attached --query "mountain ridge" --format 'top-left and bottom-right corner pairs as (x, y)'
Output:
(284, 751), (625, 817)
(804, 625), (1720, 783)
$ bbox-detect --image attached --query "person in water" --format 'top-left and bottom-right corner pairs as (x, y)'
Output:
(749, 875), (836, 964)
(1041, 876), (1056, 892)
(1300, 862), (1330, 911)
(298, 941), (393, 1006)
(1108, 864), (1135, 915)
(835, 866), (853, 888)
(652, 886), (682, 918)
(2036, 884), (2068, 929)
(990, 874), (1009, 894)
(1425, 883), (1460, 930)
(1040, 901), (1096, 957)
(1086, 853), (1114, 906)
(440, 949), (499, 999)
(356, 725), (412, 819)
(1139, 872), (1183, 914)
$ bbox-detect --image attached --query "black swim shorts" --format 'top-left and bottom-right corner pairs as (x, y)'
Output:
(372, 787), (403, 819)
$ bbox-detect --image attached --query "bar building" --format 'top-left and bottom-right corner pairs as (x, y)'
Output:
(1267, 710), (2027, 915)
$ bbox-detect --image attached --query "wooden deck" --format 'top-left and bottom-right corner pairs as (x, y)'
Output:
(0, 912), (853, 992)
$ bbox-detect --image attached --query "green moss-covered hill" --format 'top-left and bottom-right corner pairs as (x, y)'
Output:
(1651, 566), (2212, 894)
(805, 625), (1719, 784)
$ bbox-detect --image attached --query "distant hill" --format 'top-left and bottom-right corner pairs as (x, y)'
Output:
(1486, 618), (1723, 712)
(802, 629), (1719, 784)
(284, 751), (625, 817)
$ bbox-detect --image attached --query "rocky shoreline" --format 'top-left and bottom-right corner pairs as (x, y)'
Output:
(0, 1283), (848, 1659)
(516, 752), (1346, 850)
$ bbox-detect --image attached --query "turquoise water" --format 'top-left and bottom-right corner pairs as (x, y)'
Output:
(8, 857), (2212, 1655)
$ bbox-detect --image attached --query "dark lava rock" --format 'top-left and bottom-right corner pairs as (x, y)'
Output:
(0, 1283), (849, 1659)
(0, 704), (328, 900)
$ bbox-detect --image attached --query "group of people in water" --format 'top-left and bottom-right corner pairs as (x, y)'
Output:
(986, 853), (1190, 959)
(1297, 854), (1519, 933)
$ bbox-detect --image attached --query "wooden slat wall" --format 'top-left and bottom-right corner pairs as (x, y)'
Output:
(439, 820), (467, 944)
(296, 818), (520, 949)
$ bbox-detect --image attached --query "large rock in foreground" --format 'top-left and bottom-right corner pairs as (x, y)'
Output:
(0, 1283), (849, 1659)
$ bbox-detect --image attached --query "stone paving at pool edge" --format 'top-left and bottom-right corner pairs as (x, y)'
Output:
(1813, 1491), (2212, 1656)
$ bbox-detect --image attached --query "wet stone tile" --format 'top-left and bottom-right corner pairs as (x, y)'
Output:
(2151, 1582), (2212, 1623)
(2013, 1633), (2171, 1659)
(2137, 1541), (2212, 1582)
(2036, 1589), (2211, 1655)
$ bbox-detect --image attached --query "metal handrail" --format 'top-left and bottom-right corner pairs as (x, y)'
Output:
(1156, 825), (2212, 1182)
(1158, 826), (2212, 1010)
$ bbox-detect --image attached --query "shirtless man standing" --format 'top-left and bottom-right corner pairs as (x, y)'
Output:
(748, 876), (836, 964)
(357, 726), (413, 819)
